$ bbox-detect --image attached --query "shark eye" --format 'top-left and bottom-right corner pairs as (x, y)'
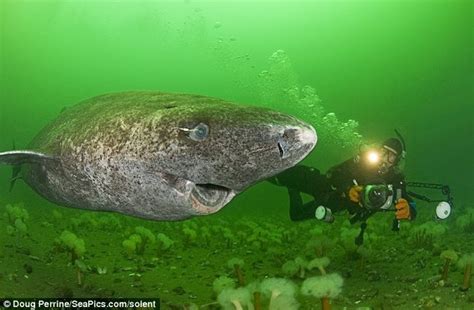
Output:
(189, 123), (209, 141)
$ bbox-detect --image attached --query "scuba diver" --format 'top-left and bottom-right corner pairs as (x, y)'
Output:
(269, 131), (417, 244)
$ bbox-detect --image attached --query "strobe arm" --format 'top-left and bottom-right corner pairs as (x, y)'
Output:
(406, 182), (453, 206)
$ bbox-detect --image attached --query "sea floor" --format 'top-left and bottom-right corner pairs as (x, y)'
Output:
(1, 199), (473, 310)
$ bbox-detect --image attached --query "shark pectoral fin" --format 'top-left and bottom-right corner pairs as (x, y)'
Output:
(9, 165), (22, 192)
(0, 150), (57, 166)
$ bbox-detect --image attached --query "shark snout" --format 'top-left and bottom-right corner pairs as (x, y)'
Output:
(277, 125), (317, 160)
(298, 125), (317, 146)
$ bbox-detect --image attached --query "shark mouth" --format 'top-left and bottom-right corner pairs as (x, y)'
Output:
(159, 171), (236, 215)
(190, 183), (236, 214)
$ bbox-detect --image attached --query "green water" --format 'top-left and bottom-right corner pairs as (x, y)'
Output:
(0, 0), (472, 308)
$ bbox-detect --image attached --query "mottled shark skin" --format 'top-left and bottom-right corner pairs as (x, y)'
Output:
(1, 91), (317, 220)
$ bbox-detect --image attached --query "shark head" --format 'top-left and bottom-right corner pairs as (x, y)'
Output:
(151, 99), (317, 217)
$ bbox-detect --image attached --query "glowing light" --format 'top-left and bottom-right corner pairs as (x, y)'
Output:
(367, 151), (380, 164)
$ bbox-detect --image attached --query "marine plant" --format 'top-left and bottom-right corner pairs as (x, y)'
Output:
(57, 230), (86, 263)
(52, 210), (63, 221)
(266, 246), (285, 266)
(56, 230), (87, 286)
(408, 221), (446, 250)
(259, 278), (299, 310)
(213, 276), (236, 295)
(96, 214), (122, 232)
(282, 260), (299, 278)
(6, 217), (28, 237)
(301, 273), (344, 310)
(457, 253), (474, 291)
(4, 203), (29, 225)
(227, 258), (245, 286)
(306, 234), (333, 258)
(246, 227), (265, 250)
(201, 226), (212, 246)
(356, 245), (372, 270)
(70, 213), (99, 231)
(338, 227), (359, 259)
(262, 222), (285, 242)
(366, 213), (392, 236)
(182, 303), (199, 310)
(308, 257), (330, 275)
(217, 287), (253, 310)
(282, 256), (309, 278)
(208, 223), (228, 246)
(282, 230), (293, 243)
(134, 226), (156, 254)
(4, 203), (29, 239)
(156, 233), (174, 255)
(245, 282), (262, 310)
(246, 225), (283, 251)
(236, 230), (248, 245)
(223, 228), (237, 248)
(182, 226), (197, 245)
(455, 210), (474, 233)
(294, 256), (311, 278)
(122, 234), (142, 257)
(74, 259), (88, 286)
(440, 249), (459, 281)
(266, 295), (299, 310)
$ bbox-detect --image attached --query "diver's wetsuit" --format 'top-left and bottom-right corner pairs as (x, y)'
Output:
(268, 166), (335, 221)
(270, 155), (414, 222)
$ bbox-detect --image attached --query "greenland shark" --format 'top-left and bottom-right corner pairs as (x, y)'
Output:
(0, 91), (317, 220)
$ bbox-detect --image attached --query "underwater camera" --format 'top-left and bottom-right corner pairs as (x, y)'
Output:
(360, 182), (453, 220)
(361, 184), (394, 211)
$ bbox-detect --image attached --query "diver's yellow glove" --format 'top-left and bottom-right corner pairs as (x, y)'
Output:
(348, 185), (364, 203)
(395, 198), (411, 220)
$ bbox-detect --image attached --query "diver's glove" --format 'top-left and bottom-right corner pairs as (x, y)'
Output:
(395, 198), (411, 220)
(348, 185), (364, 203)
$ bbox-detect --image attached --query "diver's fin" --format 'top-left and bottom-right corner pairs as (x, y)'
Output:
(0, 150), (57, 166)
